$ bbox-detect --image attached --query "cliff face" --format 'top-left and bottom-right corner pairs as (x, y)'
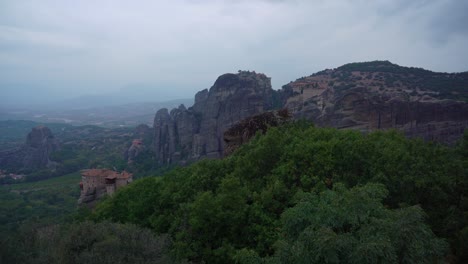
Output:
(0, 126), (60, 170)
(283, 61), (468, 144)
(223, 109), (291, 156)
(153, 71), (274, 165)
(150, 62), (468, 166)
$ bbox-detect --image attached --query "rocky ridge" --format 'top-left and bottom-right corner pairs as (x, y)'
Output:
(284, 61), (468, 144)
(152, 71), (275, 165)
(141, 61), (468, 166)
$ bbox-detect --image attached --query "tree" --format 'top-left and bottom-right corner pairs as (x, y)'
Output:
(1, 221), (172, 264)
(269, 183), (447, 264)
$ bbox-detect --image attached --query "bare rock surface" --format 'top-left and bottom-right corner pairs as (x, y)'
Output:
(223, 109), (291, 156)
(152, 71), (275, 165)
(284, 61), (468, 144)
(149, 61), (468, 165)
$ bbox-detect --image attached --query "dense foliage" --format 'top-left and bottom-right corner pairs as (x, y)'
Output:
(306, 61), (468, 102)
(0, 221), (172, 264)
(0, 173), (81, 237)
(91, 122), (468, 263)
(337, 61), (468, 101)
(237, 184), (447, 264)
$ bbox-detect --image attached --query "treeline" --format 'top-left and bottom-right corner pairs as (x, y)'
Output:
(337, 60), (430, 75)
(336, 61), (468, 101)
(2, 122), (467, 263)
(1, 221), (172, 264)
(0, 174), (81, 237)
(90, 122), (467, 263)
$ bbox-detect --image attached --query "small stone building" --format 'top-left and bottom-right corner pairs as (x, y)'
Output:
(78, 169), (133, 204)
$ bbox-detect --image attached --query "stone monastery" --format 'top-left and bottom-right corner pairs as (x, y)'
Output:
(78, 169), (133, 204)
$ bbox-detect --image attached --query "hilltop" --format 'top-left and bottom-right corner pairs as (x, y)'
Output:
(145, 61), (468, 167)
(286, 60), (468, 103)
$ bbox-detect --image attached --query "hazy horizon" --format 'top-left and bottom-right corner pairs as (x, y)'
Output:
(2, 0), (468, 106)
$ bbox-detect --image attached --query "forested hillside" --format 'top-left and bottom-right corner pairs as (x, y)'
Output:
(4, 122), (464, 263)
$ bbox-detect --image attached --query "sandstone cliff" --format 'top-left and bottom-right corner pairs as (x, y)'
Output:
(283, 61), (468, 144)
(149, 61), (468, 166)
(223, 109), (291, 156)
(153, 71), (275, 165)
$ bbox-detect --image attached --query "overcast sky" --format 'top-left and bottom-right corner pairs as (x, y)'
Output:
(1, 0), (467, 105)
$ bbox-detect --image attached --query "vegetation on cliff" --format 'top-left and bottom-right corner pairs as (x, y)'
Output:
(1, 221), (171, 264)
(309, 60), (468, 102)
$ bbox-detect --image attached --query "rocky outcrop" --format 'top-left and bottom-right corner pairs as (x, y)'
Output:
(223, 109), (291, 156)
(0, 126), (60, 171)
(150, 62), (468, 166)
(125, 139), (145, 163)
(153, 71), (275, 165)
(22, 126), (60, 169)
(283, 61), (468, 144)
(124, 124), (153, 163)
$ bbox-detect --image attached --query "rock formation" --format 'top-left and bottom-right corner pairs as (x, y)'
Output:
(153, 71), (275, 165)
(0, 126), (60, 171)
(149, 61), (468, 166)
(22, 126), (60, 169)
(283, 61), (468, 144)
(124, 124), (153, 163)
(125, 139), (145, 163)
(223, 109), (291, 156)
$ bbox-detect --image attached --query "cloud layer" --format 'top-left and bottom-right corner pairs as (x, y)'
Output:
(1, 0), (467, 104)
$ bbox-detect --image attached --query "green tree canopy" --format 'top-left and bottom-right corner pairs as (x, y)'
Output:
(269, 183), (447, 264)
(90, 122), (467, 263)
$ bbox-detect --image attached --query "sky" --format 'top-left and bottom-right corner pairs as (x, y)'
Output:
(1, 0), (468, 106)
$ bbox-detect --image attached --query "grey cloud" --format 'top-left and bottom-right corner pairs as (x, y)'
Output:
(428, 0), (468, 41)
(0, 0), (467, 106)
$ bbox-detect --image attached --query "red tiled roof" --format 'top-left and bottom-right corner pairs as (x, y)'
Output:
(81, 169), (133, 179)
